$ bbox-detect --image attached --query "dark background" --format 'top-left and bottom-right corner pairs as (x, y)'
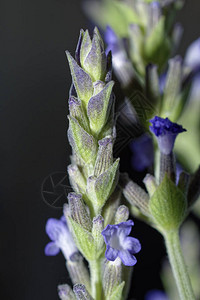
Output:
(0, 1), (200, 299)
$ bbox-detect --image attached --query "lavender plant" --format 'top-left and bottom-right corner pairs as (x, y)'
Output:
(44, 1), (200, 299)
(45, 28), (141, 300)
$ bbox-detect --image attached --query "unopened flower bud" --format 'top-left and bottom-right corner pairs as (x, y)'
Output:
(120, 173), (149, 216)
(102, 258), (123, 298)
(67, 164), (86, 194)
(148, 1), (161, 32)
(73, 284), (93, 300)
(143, 174), (158, 197)
(58, 284), (76, 300)
(94, 136), (113, 176)
(162, 56), (182, 116)
(92, 215), (105, 255)
(66, 253), (91, 294)
(114, 205), (129, 223)
(68, 193), (92, 231)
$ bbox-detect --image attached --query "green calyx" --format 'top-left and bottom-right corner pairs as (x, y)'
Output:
(149, 174), (187, 232)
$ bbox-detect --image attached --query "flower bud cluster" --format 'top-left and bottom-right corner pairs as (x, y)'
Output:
(44, 28), (141, 300)
(66, 28), (119, 217)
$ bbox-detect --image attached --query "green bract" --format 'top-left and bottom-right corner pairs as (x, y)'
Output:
(67, 216), (95, 261)
(149, 175), (187, 232)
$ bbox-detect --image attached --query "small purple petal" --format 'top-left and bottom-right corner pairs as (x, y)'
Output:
(117, 220), (134, 236)
(124, 237), (141, 254)
(45, 216), (78, 260)
(102, 224), (117, 244)
(105, 246), (118, 261)
(145, 290), (169, 300)
(44, 242), (60, 256)
(184, 38), (200, 70)
(46, 218), (67, 241)
(118, 250), (137, 266)
(102, 220), (140, 266)
(104, 26), (119, 55)
(130, 134), (154, 172)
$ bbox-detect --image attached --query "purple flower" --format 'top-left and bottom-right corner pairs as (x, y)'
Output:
(104, 26), (120, 55)
(104, 26), (134, 85)
(184, 38), (200, 101)
(145, 290), (170, 300)
(185, 38), (200, 70)
(130, 134), (154, 172)
(159, 72), (167, 95)
(149, 116), (186, 155)
(101, 220), (141, 266)
(45, 216), (78, 260)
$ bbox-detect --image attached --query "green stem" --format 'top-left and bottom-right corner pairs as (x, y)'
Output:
(164, 230), (195, 300)
(89, 259), (102, 300)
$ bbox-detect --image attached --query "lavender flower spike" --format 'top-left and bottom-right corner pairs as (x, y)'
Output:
(45, 216), (78, 260)
(149, 116), (186, 155)
(101, 220), (141, 266)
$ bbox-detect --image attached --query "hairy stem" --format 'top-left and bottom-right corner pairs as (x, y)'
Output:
(164, 230), (195, 300)
(89, 259), (102, 300)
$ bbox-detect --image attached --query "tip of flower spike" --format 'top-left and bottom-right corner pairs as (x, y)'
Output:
(149, 116), (186, 137)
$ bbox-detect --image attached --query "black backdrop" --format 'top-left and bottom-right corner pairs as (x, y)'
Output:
(0, 1), (200, 299)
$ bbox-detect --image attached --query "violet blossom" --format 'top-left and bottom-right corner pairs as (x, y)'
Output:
(44, 216), (78, 260)
(145, 289), (170, 300)
(130, 134), (154, 172)
(149, 116), (186, 155)
(101, 220), (141, 266)
(104, 26), (134, 86)
(184, 37), (200, 101)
